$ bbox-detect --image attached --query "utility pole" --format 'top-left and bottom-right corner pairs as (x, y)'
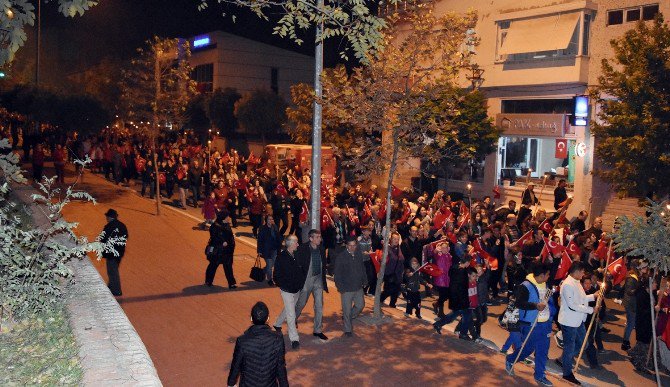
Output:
(35, 0), (41, 86)
(152, 47), (162, 216)
(309, 0), (324, 230)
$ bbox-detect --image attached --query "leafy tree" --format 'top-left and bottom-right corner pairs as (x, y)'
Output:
(197, 0), (388, 63)
(207, 87), (241, 137)
(67, 57), (123, 115)
(592, 16), (670, 198)
(0, 0), (99, 65)
(0, 139), (118, 323)
(323, 7), (497, 320)
(55, 94), (110, 136)
(120, 36), (196, 215)
(235, 89), (287, 145)
(613, 201), (670, 386)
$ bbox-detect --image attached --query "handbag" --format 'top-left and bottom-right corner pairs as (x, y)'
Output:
(205, 241), (216, 259)
(250, 255), (266, 282)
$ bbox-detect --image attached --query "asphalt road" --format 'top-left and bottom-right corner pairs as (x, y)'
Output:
(54, 166), (667, 387)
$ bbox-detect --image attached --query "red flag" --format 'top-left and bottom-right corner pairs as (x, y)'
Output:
(457, 210), (470, 230)
(245, 187), (254, 202)
(299, 202), (309, 223)
(554, 251), (573, 280)
(397, 205), (411, 224)
(321, 208), (332, 231)
(607, 257), (627, 286)
(459, 201), (469, 217)
(370, 250), (383, 272)
(594, 239), (609, 261)
(544, 236), (565, 256)
(540, 244), (550, 261)
(566, 239), (582, 256)
(538, 218), (553, 234)
(492, 185), (501, 199)
(247, 152), (259, 165)
(419, 263), (444, 277)
(512, 230), (533, 247)
(275, 182), (288, 197)
(555, 210), (568, 226)
(473, 238), (498, 270)
(446, 231), (458, 244)
(391, 185), (403, 199)
(432, 207), (454, 230)
(378, 201), (387, 220)
(361, 201), (372, 225)
(346, 205), (359, 226)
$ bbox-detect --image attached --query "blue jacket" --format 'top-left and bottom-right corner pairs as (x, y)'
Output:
(515, 280), (556, 323)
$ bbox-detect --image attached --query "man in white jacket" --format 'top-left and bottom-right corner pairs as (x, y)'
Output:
(557, 261), (600, 385)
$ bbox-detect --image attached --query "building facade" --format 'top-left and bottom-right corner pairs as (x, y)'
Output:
(188, 31), (314, 98)
(400, 0), (662, 224)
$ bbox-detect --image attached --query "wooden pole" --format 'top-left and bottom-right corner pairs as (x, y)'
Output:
(573, 240), (613, 373)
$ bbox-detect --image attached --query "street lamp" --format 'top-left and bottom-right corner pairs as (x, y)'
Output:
(467, 183), (472, 210)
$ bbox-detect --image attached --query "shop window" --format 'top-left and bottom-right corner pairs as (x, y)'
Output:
(501, 99), (572, 114)
(607, 10), (624, 25)
(642, 4), (659, 20)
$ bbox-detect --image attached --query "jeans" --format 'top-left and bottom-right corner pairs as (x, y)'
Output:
(295, 274), (324, 334)
(105, 257), (122, 295)
(190, 184), (201, 206)
(264, 251), (277, 282)
(560, 323), (597, 375)
(501, 331), (523, 352)
(178, 187), (187, 208)
(506, 320), (551, 380)
(341, 289), (365, 333)
(624, 306), (636, 342)
(276, 290), (301, 342)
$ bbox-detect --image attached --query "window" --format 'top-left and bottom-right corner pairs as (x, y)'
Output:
(626, 9), (641, 22)
(608, 10), (623, 25)
(642, 4), (659, 20)
(608, 4), (658, 26)
(270, 67), (278, 94)
(502, 99), (573, 114)
(582, 13), (591, 55)
(497, 13), (581, 62)
(192, 63), (214, 93)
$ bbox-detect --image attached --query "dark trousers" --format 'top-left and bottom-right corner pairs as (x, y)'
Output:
(489, 268), (502, 297)
(405, 290), (422, 316)
(380, 277), (400, 307)
(250, 213), (262, 237)
(103, 161), (112, 179)
(54, 164), (65, 183)
(274, 211), (289, 235)
(205, 257), (236, 287)
(289, 215), (300, 236)
(106, 257), (122, 295)
(434, 285), (450, 316)
(190, 184), (201, 206)
(364, 261), (377, 295)
(141, 180), (151, 197)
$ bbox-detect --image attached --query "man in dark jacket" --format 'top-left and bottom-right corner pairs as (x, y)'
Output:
(227, 302), (288, 387)
(294, 229), (330, 341)
(273, 235), (307, 349)
(100, 209), (128, 297)
(333, 237), (368, 336)
(258, 215), (282, 286)
(189, 160), (203, 208)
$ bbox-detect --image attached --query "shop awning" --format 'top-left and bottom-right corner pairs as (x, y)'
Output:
(499, 12), (580, 55)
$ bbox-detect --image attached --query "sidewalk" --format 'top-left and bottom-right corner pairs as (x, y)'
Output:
(50, 167), (567, 387)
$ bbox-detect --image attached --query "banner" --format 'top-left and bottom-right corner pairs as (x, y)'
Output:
(555, 139), (568, 158)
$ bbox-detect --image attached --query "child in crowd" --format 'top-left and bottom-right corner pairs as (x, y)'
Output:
(404, 257), (429, 318)
(201, 192), (218, 229)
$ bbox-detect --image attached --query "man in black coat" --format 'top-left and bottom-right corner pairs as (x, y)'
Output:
(100, 209), (128, 297)
(227, 302), (289, 387)
(273, 235), (307, 349)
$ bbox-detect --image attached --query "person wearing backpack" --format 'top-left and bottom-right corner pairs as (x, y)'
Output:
(505, 262), (556, 387)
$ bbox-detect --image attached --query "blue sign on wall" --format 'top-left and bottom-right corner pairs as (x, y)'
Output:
(572, 95), (588, 126)
(193, 36), (211, 48)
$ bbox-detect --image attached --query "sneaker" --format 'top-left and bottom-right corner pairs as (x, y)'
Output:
(343, 332), (353, 337)
(291, 341), (300, 350)
(433, 323), (442, 335)
(313, 332), (329, 340)
(267, 280), (274, 286)
(554, 331), (564, 349)
(486, 301), (493, 306)
(404, 313), (411, 317)
(562, 373), (581, 385)
(535, 377), (553, 386)
(459, 334), (473, 341)
(416, 314), (422, 320)
(613, 298), (623, 305)
(522, 358), (534, 366)
(505, 360), (515, 376)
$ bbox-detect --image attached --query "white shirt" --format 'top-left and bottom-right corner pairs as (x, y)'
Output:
(558, 275), (595, 328)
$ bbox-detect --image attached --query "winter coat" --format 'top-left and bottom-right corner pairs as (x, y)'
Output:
(433, 251), (452, 288)
(333, 247), (367, 293)
(448, 264), (469, 311)
(273, 249), (308, 294)
(257, 224), (282, 259)
(227, 324), (288, 387)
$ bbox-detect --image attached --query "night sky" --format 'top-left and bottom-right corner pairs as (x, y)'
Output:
(31, 0), (351, 76)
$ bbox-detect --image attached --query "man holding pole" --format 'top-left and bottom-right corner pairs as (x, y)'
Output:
(556, 261), (599, 385)
(505, 262), (555, 386)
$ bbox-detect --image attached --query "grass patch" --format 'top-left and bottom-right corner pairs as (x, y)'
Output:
(0, 305), (83, 386)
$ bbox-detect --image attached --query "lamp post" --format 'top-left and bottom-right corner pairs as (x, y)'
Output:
(467, 183), (472, 210)
(309, 0), (324, 231)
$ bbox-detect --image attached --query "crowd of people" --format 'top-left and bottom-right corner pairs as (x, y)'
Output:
(12, 130), (670, 386)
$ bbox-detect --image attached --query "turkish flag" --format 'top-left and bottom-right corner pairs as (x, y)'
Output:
(361, 201), (372, 225)
(513, 229), (534, 247)
(539, 219), (553, 234)
(594, 239), (610, 261)
(459, 201), (469, 217)
(556, 139), (568, 158)
(432, 207), (454, 229)
(554, 251), (573, 280)
(370, 250), (383, 272)
(420, 263), (444, 277)
(473, 238), (498, 270)
(299, 202), (309, 223)
(544, 236), (565, 256)
(566, 239), (582, 256)
(321, 208), (332, 231)
(492, 185), (501, 199)
(607, 257), (627, 285)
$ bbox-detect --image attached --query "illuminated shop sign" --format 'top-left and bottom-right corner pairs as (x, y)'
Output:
(193, 36), (211, 48)
(572, 95), (588, 126)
